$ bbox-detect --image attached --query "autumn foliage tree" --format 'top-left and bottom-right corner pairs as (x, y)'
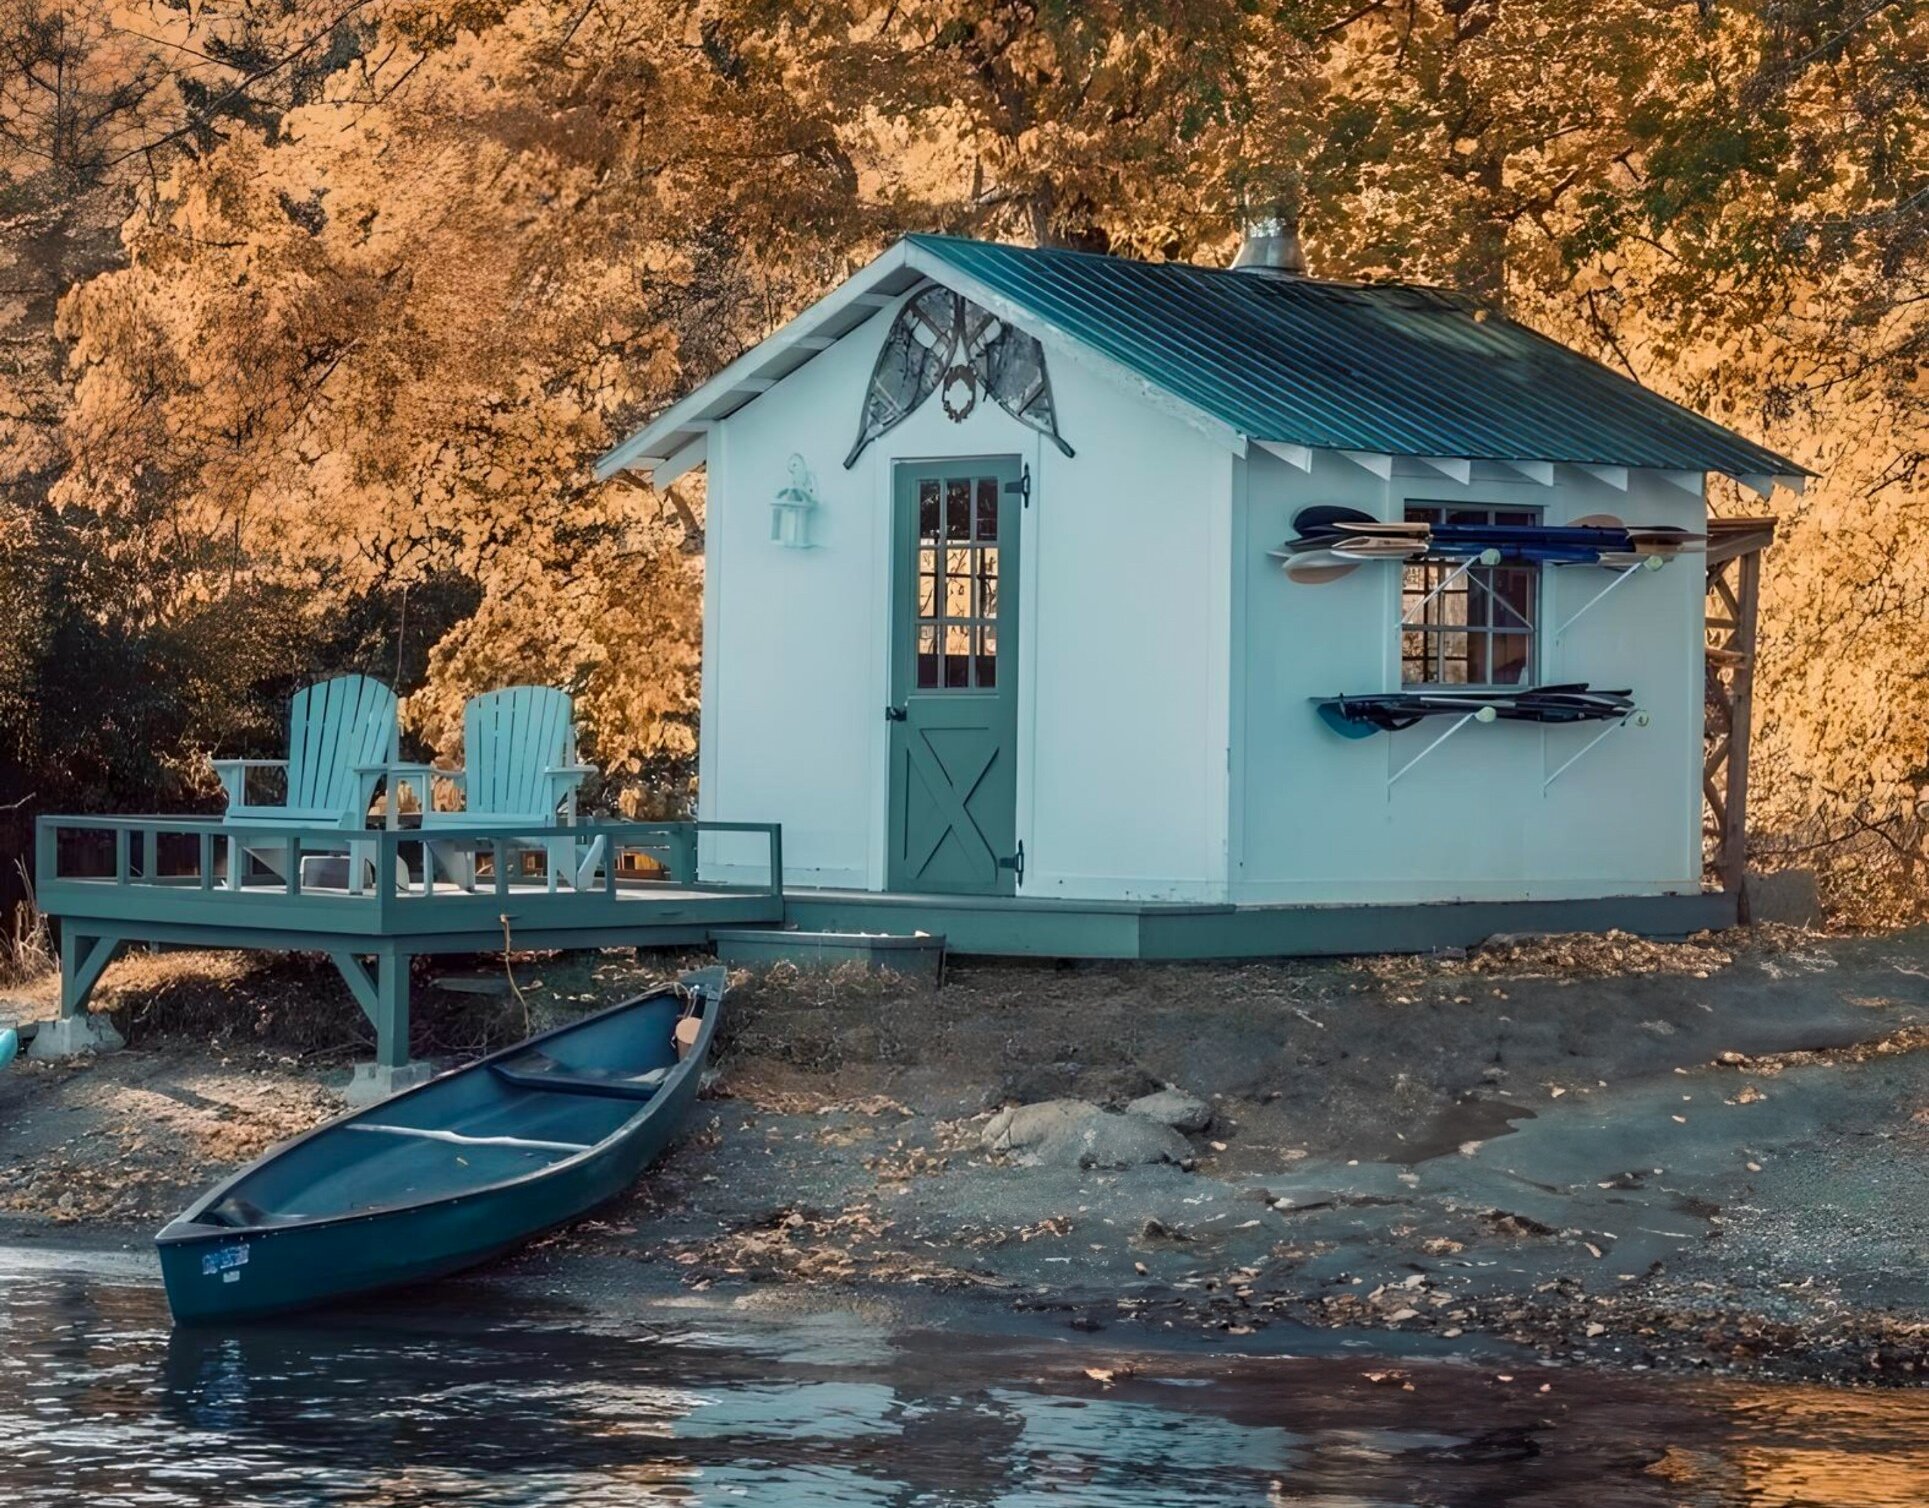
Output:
(48, 0), (881, 809)
(4, 0), (1927, 915)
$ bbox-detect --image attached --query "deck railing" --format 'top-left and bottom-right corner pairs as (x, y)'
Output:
(35, 816), (783, 910)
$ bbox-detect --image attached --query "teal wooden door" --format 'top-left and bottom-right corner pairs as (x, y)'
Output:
(888, 459), (1022, 896)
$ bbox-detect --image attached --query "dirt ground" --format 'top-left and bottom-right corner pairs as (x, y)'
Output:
(1, 924), (1923, 1385)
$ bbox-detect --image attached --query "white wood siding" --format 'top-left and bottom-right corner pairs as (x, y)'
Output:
(702, 286), (1234, 900)
(1230, 451), (1705, 902)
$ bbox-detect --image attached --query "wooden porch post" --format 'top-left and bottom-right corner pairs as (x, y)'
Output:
(1704, 520), (1774, 921)
(373, 946), (412, 1070)
(1720, 549), (1761, 908)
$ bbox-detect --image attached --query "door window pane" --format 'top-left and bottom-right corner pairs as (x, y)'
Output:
(976, 478), (999, 542)
(916, 625), (938, 688)
(909, 471), (1009, 692)
(943, 623), (971, 687)
(946, 480), (971, 540)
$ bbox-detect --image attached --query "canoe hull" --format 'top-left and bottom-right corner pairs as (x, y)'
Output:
(157, 970), (718, 1325)
(157, 1098), (679, 1323)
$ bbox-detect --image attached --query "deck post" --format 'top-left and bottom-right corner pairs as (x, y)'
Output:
(344, 945), (431, 1107)
(375, 838), (397, 930)
(667, 827), (697, 884)
(374, 946), (410, 1068)
(28, 927), (126, 1059)
(31, 816), (786, 1091)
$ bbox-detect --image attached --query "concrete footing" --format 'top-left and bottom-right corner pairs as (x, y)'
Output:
(345, 1060), (436, 1107)
(27, 1012), (124, 1060)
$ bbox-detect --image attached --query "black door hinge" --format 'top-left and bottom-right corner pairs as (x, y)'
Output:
(1003, 465), (1031, 509)
(884, 705), (907, 722)
(998, 840), (1025, 884)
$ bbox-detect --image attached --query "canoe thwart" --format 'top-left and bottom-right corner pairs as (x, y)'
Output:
(346, 1123), (593, 1154)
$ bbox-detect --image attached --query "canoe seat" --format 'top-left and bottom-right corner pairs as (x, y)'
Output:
(490, 1051), (672, 1102)
(198, 1195), (295, 1230)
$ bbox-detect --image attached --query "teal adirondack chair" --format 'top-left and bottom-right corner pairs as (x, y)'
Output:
(214, 675), (399, 893)
(409, 686), (601, 891)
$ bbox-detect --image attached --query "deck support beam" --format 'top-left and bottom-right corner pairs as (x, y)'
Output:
(374, 947), (411, 1070)
(327, 949), (381, 1022)
(29, 929), (127, 1058)
(32, 817), (782, 1100)
(334, 946), (430, 1105)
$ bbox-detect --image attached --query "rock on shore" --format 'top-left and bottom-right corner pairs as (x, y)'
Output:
(1126, 1087), (1213, 1133)
(981, 1099), (1193, 1168)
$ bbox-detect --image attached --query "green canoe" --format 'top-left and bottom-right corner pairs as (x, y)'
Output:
(157, 967), (725, 1324)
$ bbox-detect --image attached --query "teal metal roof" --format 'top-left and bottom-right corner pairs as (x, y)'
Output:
(908, 235), (1803, 477)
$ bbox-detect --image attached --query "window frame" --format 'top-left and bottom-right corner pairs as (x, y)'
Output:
(1399, 502), (1542, 691)
(912, 472), (1004, 693)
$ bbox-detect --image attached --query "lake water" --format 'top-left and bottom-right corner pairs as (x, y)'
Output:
(0, 1243), (1922, 1506)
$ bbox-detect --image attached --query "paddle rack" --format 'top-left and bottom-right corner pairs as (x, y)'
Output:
(1378, 702), (1650, 797)
(1540, 707), (1651, 792)
(1391, 545), (1675, 643)
(1552, 554), (1670, 640)
(1386, 705), (1495, 789)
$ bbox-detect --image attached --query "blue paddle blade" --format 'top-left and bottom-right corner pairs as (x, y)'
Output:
(0, 1027), (17, 1072)
(1316, 701), (1382, 739)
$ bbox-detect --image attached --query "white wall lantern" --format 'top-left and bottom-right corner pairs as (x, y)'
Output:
(770, 453), (820, 548)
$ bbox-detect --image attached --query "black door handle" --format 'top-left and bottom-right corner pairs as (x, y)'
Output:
(884, 706), (907, 722)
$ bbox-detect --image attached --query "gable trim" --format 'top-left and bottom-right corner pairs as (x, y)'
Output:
(594, 240), (1247, 483)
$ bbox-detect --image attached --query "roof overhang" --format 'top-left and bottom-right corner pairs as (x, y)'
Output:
(597, 236), (1812, 501)
(1296, 449), (1807, 499)
(594, 239), (1249, 484)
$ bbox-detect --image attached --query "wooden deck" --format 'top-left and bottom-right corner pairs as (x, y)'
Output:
(35, 815), (783, 1091)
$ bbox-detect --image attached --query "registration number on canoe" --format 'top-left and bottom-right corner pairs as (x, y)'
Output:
(202, 1243), (250, 1279)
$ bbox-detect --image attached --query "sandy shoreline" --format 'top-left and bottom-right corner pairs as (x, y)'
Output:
(1, 926), (1923, 1385)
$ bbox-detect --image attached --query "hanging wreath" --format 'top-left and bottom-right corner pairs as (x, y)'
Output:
(939, 362), (978, 422)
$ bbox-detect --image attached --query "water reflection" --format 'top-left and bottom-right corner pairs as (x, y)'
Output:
(1675, 1386), (1929, 1508)
(0, 1257), (1922, 1507)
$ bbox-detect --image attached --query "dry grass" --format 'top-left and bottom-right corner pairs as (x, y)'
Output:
(0, 861), (54, 990)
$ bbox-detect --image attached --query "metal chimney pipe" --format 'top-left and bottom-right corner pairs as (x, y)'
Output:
(1231, 213), (1306, 277)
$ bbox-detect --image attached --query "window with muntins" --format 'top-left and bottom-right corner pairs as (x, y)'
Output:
(1401, 504), (1538, 687)
(916, 475), (1000, 689)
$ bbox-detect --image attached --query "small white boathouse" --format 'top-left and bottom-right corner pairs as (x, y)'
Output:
(598, 233), (1803, 957)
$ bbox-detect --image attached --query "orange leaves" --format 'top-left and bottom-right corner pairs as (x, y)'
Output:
(42, 1), (789, 787)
